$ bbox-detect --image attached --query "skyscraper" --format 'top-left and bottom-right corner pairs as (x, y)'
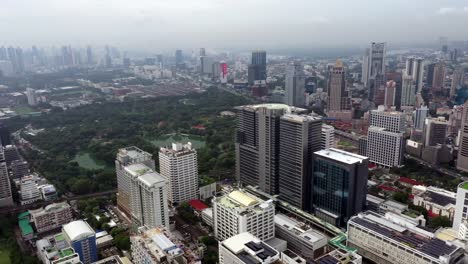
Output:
(285, 62), (306, 107)
(451, 68), (465, 98)
(327, 60), (352, 119)
(312, 148), (368, 227)
(384, 80), (396, 109)
(115, 147), (155, 216)
(361, 48), (370, 86)
(422, 117), (447, 147)
(365, 42), (386, 100)
(159, 143), (198, 205)
(427, 62), (446, 92)
(278, 114), (322, 210)
(0, 123), (11, 146)
(86, 46), (93, 65)
(175, 49), (183, 67)
(0, 148), (13, 207)
(235, 104), (306, 194)
(26, 88), (37, 106)
(406, 57), (424, 93)
(457, 101), (468, 173)
(414, 105), (429, 130)
(251, 50), (267, 80)
(401, 74), (416, 107)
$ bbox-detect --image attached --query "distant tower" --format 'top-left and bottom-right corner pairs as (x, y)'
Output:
(175, 49), (183, 67)
(0, 148), (13, 207)
(427, 62), (446, 92)
(26, 88), (38, 106)
(327, 60), (351, 118)
(366, 42), (386, 101)
(248, 50), (267, 85)
(401, 74), (416, 107)
(457, 101), (468, 173)
(86, 46), (93, 65)
(285, 62), (306, 107)
(406, 57), (424, 93)
(451, 68), (465, 98)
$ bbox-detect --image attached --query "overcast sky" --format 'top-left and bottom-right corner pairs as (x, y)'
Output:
(1, 0), (468, 51)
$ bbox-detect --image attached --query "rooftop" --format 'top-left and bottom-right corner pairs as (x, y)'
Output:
(189, 199), (209, 211)
(19, 218), (33, 236)
(124, 163), (152, 177)
(118, 146), (152, 160)
(314, 148), (368, 165)
(281, 114), (321, 123)
(138, 172), (166, 187)
(62, 220), (95, 242)
(222, 232), (280, 264)
(459, 182), (468, 190)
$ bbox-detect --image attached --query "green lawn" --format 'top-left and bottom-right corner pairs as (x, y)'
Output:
(13, 105), (35, 116)
(0, 244), (11, 264)
(149, 133), (206, 149)
(72, 152), (106, 170)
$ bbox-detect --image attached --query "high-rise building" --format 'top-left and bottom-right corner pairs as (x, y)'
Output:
(213, 190), (275, 241)
(367, 127), (404, 167)
(384, 80), (396, 109)
(29, 202), (73, 233)
(235, 104), (306, 194)
(285, 62), (306, 107)
(200, 56), (213, 74)
(405, 57), (424, 93)
(159, 143), (198, 205)
(62, 220), (98, 264)
(212, 61), (221, 80)
(427, 62), (446, 92)
(218, 232), (280, 264)
(220, 61), (228, 84)
(278, 114), (321, 210)
(251, 50), (267, 81)
(454, 182), (468, 239)
(414, 106), (429, 130)
(422, 117), (447, 147)
(321, 124), (335, 150)
(348, 211), (464, 264)
(0, 123), (11, 147)
(86, 46), (93, 65)
(365, 42), (386, 100)
(26, 88), (38, 106)
(3, 144), (20, 166)
(0, 148), (13, 207)
(115, 147), (155, 217)
(327, 60), (352, 118)
(386, 72), (403, 110)
(175, 49), (183, 67)
(199, 48), (206, 57)
(457, 101), (468, 172)
(361, 48), (370, 86)
(401, 74), (416, 107)
(369, 108), (406, 133)
(11, 160), (29, 179)
(126, 163), (169, 228)
(312, 148), (368, 226)
(451, 68), (465, 98)
(20, 175), (41, 205)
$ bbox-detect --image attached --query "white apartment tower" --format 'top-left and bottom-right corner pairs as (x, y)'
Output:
(126, 163), (169, 228)
(26, 88), (38, 106)
(453, 182), (468, 239)
(457, 101), (468, 173)
(213, 190), (275, 241)
(20, 175), (41, 205)
(115, 147), (155, 216)
(159, 143), (198, 205)
(0, 148), (13, 207)
(321, 124), (335, 150)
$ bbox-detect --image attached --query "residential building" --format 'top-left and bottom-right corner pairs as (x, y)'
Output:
(412, 185), (456, 221)
(235, 104), (306, 195)
(159, 143), (198, 205)
(36, 234), (81, 264)
(312, 149), (368, 226)
(278, 114), (321, 210)
(62, 220), (98, 264)
(451, 68), (465, 98)
(218, 232), (280, 264)
(131, 226), (185, 264)
(321, 124), (335, 150)
(453, 182), (468, 238)
(327, 60), (351, 119)
(369, 108), (406, 133)
(10, 160), (29, 179)
(367, 126), (404, 167)
(274, 214), (327, 261)
(427, 62), (446, 92)
(414, 106), (429, 130)
(19, 175), (42, 205)
(422, 117), (447, 147)
(3, 144), (20, 166)
(29, 202), (73, 233)
(0, 149), (13, 207)
(126, 163), (169, 228)
(213, 190), (275, 241)
(115, 146), (155, 216)
(401, 74), (415, 107)
(285, 62), (306, 107)
(456, 101), (468, 172)
(348, 211), (464, 264)
(26, 87), (38, 106)
(405, 57), (424, 93)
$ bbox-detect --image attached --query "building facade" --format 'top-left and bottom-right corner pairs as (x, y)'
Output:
(0, 148), (13, 207)
(327, 60), (351, 118)
(285, 62), (306, 107)
(62, 220), (98, 264)
(321, 124), (335, 150)
(456, 102), (468, 172)
(219, 232), (280, 264)
(29, 202), (73, 233)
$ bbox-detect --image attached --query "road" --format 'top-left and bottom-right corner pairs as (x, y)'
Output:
(0, 189), (117, 215)
(404, 154), (467, 180)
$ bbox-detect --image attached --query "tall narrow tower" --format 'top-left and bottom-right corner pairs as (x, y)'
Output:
(285, 62), (306, 107)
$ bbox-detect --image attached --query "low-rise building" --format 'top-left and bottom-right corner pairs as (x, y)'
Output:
(219, 232), (280, 264)
(36, 233), (81, 264)
(413, 185), (456, 220)
(274, 213), (327, 261)
(29, 202), (73, 233)
(19, 175), (42, 205)
(315, 249), (362, 264)
(348, 211), (465, 264)
(201, 208), (213, 227)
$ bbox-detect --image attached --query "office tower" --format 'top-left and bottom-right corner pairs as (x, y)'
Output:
(385, 72), (403, 110)
(251, 50), (267, 81)
(457, 102), (468, 172)
(7, 46), (17, 73)
(361, 48), (370, 86)
(0, 149), (13, 207)
(247, 64), (258, 85)
(86, 46), (93, 65)
(274, 214), (327, 261)
(199, 48), (206, 57)
(62, 220), (98, 264)
(327, 60), (352, 118)
(422, 117), (447, 147)
(15, 47), (25, 73)
(131, 227), (186, 264)
(235, 104), (306, 194)
(159, 143), (198, 205)
(384, 80), (396, 109)
(20, 175), (41, 205)
(127, 163), (169, 228)
(358, 136), (368, 156)
(448, 105), (464, 136)
(3, 145), (20, 166)
(115, 146), (155, 216)
(218, 232), (280, 264)
(369, 108), (406, 133)
(321, 124), (335, 150)
(213, 190), (275, 241)
(454, 182), (468, 238)
(0, 46), (6, 60)
(451, 68), (465, 98)
(312, 148), (368, 226)
(220, 61), (228, 83)
(0, 60), (14, 77)
(278, 114), (321, 209)
(365, 42), (386, 100)
(11, 160), (29, 179)
(212, 61), (221, 80)
(26, 88), (38, 106)
(200, 56), (213, 74)
(406, 57), (424, 93)
(401, 74), (416, 107)
(285, 62), (306, 107)
(348, 211), (464, 264)
(414, 106), (429, 130)
(29, 202), (73, 233)
(0, 124), (11, 146)
(367, 127), (404, 167)
(175, 49), (183, 67)
(427, 62), (446, 92)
